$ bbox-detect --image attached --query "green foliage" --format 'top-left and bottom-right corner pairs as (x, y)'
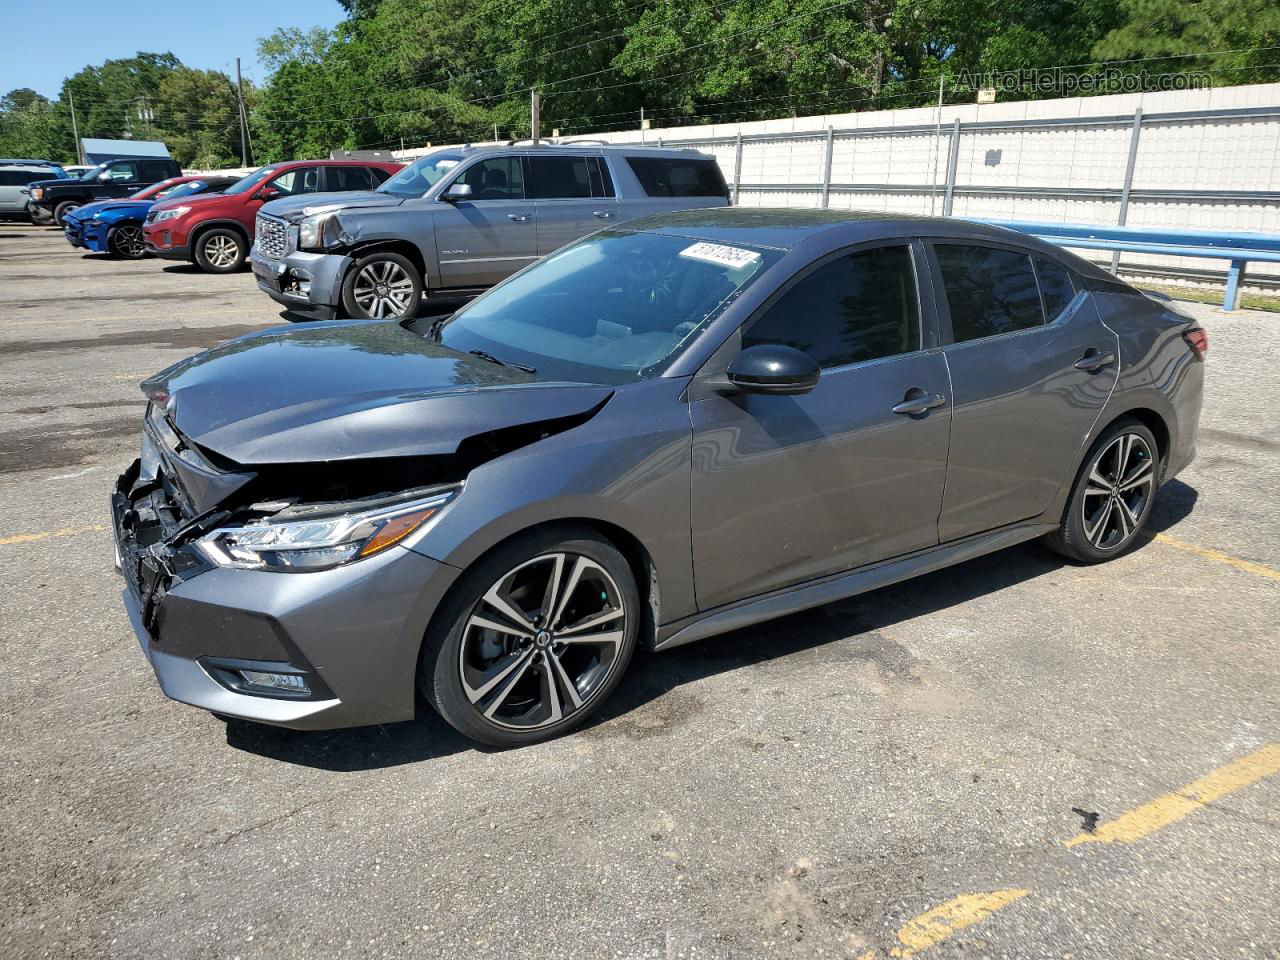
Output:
(4, 0), (1277, 167)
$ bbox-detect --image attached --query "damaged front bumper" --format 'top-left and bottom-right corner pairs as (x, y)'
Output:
(111, 451), (461, 731)
(250, 244), (350, 321)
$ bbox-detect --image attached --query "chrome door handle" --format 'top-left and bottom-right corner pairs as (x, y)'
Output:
(508, 213), (531, 222)
(892, 390), (947, 416)
(1074, 350), (1115, 372)
(592, 210), (613, 218)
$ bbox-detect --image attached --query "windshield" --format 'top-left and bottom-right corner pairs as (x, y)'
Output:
(223, 165), (277, 195)
(377, 151), (463, 198)
(133, 180), (175, 200)
(435, 230), (778, 385)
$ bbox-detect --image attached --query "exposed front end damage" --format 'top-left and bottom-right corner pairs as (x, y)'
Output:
(112, 380), (612, 729)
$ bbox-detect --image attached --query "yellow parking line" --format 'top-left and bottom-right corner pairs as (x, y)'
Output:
(887, 890), (1029, 958)
(1153, 532), (1280, 583)
(1064, 743), (1280, 848)
(0, 523), (105, 546)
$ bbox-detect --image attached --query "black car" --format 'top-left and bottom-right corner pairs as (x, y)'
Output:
(27, 156), (183, 226)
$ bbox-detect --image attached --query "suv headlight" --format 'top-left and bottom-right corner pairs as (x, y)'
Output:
(151, 205), (190, 223)
(297, 213), (335, 251)
(30, 187), (43, 200)
(200, 488), (457, 572)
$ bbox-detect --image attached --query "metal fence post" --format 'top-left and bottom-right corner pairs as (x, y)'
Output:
(820, 125), (834, 208)
(1111, 107), (1144, 274)
(732, 132), (743, 205)
(1224, 259), (1245, 310)
(942, 119), (961, 216)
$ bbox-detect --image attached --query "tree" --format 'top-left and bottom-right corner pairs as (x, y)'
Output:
(0, 89), (66, 161)
(153, 68), (246, 168)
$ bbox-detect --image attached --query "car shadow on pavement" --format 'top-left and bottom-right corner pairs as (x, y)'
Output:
(225, 480), (1199, 770)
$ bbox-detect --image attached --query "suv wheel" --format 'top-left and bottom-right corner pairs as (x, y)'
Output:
(53, 200), (82, 226)
(108, 223), (147, 259)
(194, 228), (246, 273)
(1045, 417), (1160, 563)
(342, 252), (423, 319)
(420, 528), (639, 747)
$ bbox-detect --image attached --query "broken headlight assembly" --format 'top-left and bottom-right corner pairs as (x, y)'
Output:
(198, 487), (458, 572)
(297, 205), (349, 251)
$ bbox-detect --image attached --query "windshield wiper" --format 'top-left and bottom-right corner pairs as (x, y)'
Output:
(468, 349), (536, 374)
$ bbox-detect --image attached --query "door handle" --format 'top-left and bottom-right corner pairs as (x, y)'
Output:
(592, 210), (613, 218)
(1074, 350), (1115, 372)
(892, 388), (947, 416)
(508, 213), (531, 222)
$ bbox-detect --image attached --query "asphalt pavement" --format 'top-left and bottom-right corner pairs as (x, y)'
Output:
(1, 222), (1276, 960)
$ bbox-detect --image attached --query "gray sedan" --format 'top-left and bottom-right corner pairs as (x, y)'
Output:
(112, 208), (1204, 747)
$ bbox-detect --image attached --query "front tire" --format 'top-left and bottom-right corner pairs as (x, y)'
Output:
(1045, 417), (1160, 563)
(193, 227), (246, 273)
(107, 222), (147, 259)
(420, 528), (639, 747)
(53, 200), (82, 226)
(341, 252), (423, 319)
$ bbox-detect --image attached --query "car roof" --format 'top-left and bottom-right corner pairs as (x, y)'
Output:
(0, 163), (60, 172)
(446, 142), (709, 160)
(616, 206), (1116, 278)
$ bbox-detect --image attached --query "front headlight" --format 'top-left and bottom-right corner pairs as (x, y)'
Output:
(199, 488), (457, 572)
(30, 187), (43, 200)
(298, 213), (333, 251)
(152, 205), (190, 223)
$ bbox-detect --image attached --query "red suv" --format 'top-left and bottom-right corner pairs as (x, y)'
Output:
(144, 159), (402, 274)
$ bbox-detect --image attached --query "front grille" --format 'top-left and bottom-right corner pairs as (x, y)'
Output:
(256, 214), (289, 259)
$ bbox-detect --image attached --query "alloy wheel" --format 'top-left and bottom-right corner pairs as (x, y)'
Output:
(113, 225), (146, 258)
(204, 234), (240, 269)
(352, 260), (415, 318)
(458, 552), (627, 731)
(1081, 432), (1155, 550)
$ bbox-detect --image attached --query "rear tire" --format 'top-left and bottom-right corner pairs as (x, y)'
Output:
(107, 222), (147, 259)
(1044, 417), (1160, 563)
(53, 200), (82, 226)
(193, 227), (246, 273)
(341, 252), (423, 319)
(419, 527), (639, 747)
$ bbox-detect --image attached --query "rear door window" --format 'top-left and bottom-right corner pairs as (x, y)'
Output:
(625, 156), (727, 197)
(140, 160), (173, 181)
(1034, 257), (1076, 322)
(527, 156), (594, 199)
(934, 244), (1045, 342)
(331, 166), (375, 191)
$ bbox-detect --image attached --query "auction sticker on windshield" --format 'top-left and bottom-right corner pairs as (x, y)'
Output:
(678, 242), (762, 270)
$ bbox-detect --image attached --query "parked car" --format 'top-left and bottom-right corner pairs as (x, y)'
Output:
(0, 162), (67, 219)
(249, 143), (731, 320)
(143, 159), (402, 274)
(63, 176), (239, 259)
(112, 209), (1205, 746)
(27, 156), (184, 226)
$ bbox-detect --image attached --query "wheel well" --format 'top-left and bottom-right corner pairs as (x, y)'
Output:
(347, 240), (428, 286)
(426, 518), (660, 653)
(191, 220), (248, 249)
(1114, 407), (1170, 464)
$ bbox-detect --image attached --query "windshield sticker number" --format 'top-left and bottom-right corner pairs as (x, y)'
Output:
(679, 242), (761, 270)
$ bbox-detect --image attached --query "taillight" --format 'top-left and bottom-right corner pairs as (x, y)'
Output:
(1183, 328), (1208, 360)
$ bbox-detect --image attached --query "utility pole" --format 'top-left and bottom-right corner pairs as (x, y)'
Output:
(68, 91), (83, 164)
(640, 106), (645, 144)
(235, 57), (250, 166)
(530, 89), (540, 145)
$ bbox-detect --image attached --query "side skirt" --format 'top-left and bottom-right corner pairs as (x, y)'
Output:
(654, 521), (1058, 652)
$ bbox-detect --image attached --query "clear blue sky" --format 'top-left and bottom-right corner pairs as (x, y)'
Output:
(0, 0), (345, 98)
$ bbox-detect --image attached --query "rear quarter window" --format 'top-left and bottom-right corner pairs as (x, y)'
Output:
(625, 156), (727, 198)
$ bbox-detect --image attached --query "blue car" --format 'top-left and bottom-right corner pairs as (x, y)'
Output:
(63, 175), (237, 258)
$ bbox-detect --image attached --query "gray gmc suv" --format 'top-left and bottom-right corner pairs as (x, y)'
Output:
(249, 143), (730, 320)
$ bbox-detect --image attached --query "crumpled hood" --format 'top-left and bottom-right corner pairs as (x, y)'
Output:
(142, 320), (612, 466)
(67, 199), (152, 222)
(260, 191), (404, 223)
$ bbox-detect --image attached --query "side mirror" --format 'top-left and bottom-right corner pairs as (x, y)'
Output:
(726, 344), (820, 395)
(97, 172), (112, 183)
(441, 182), (473, 202)
(255, 186), (280, 201)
